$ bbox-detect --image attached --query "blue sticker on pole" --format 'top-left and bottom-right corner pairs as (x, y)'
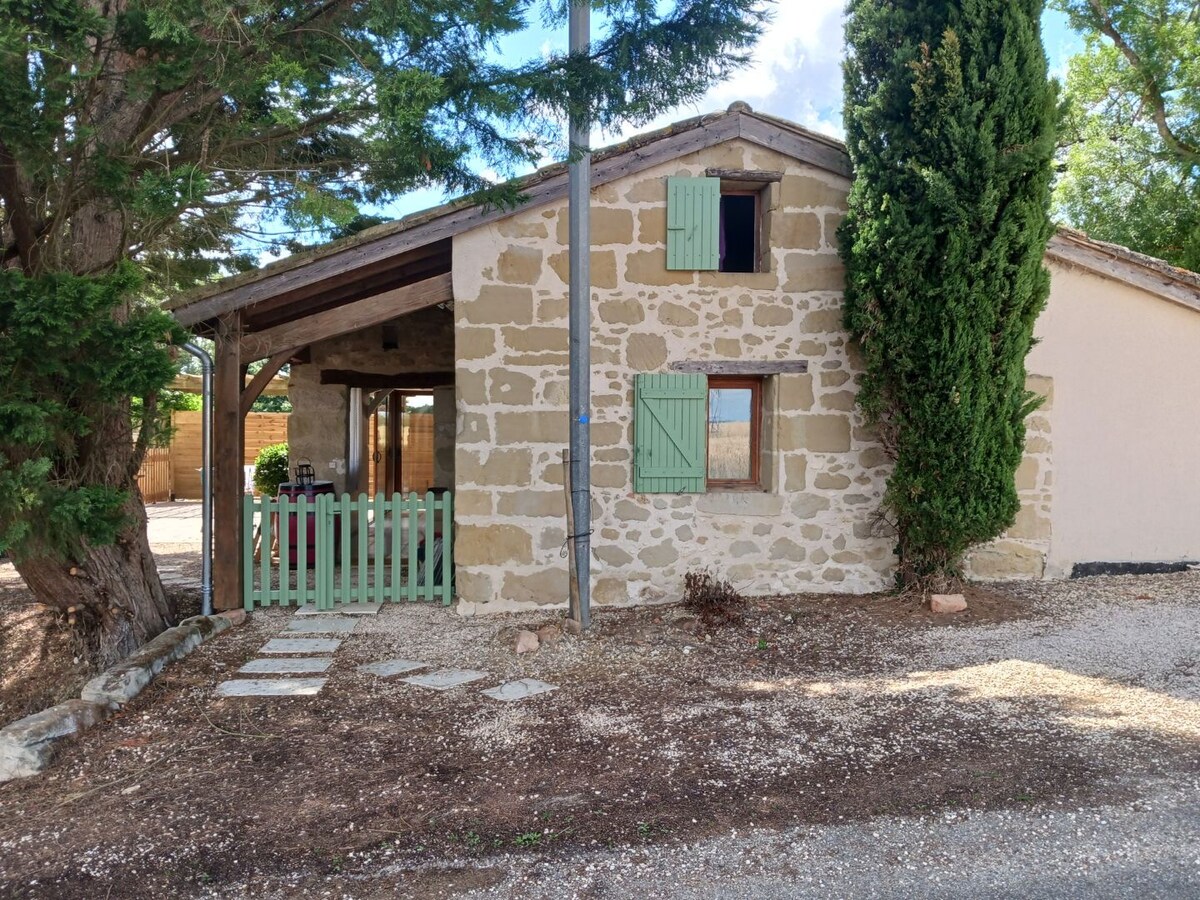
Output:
(578, 415), (590, 423)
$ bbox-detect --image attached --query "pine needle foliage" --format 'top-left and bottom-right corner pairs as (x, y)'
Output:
(840, 0), (1059, 593)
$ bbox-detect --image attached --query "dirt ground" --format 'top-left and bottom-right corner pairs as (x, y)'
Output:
(1, 563), (1197, 899)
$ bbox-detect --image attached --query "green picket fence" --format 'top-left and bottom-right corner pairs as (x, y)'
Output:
(242, 491), (454, 611)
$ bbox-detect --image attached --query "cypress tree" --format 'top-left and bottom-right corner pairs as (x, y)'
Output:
(840, 0), (1059, 594)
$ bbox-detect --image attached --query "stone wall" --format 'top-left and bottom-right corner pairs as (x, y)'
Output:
(964, 375), (1054, 580)
(452, 139), (899, 613)
(289, 305), (454, 493)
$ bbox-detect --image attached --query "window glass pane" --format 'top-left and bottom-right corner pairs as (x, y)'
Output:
(707, 387), (753, 480)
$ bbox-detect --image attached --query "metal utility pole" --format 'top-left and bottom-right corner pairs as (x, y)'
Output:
(567, 0), (592, 630)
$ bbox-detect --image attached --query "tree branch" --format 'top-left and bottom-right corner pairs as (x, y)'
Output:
(1086, 0), (1200, 165)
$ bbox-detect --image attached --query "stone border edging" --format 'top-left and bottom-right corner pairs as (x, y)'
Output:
(0, 610), (245, 783)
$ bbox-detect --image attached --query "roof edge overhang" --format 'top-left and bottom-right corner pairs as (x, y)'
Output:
(1046, 229), (1200, 316)
(169, 105), (851, 327)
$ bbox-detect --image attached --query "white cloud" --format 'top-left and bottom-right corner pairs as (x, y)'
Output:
(601, 0), (847, 145)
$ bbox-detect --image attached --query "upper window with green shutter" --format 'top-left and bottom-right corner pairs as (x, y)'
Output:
(665, 175), (767, 274)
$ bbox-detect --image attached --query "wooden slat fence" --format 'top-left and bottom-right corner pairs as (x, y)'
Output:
(170, 411), (288, 499)
(242, 491), (453, 611)
(136, 446), (172, 502)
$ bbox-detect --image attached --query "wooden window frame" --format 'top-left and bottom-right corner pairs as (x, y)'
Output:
(705, 375), (763, 490)
(717, 188), (763, 274)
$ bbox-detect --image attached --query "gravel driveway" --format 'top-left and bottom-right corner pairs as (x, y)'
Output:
(0, 572), (1197, 898)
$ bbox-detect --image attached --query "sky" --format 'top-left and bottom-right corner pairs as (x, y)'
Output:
(369, 5), (1085, 226)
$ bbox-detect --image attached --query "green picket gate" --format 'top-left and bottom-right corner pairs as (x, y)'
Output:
(242, 491), (454, 611)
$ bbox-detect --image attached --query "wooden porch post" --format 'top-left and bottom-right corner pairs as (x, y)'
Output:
(213, 312), (245, 610)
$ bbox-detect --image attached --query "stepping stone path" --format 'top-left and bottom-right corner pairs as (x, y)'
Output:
(214, 605), (560, 702)
(358, 659), (427, 677)
(260, 638), (341, 654)
(285, 616), (358, 634)
(217, 678), (325, 697)
(481, 679), (559, 702)
(239, 658), (332, 675)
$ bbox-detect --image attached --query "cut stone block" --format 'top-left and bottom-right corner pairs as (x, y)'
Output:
(216, 678), (326, 697)
(0, 700), (111, 782)
(481, 679), (560, 703)
(402, 669), (488, 691)
(238, 658), (332, 675)
(285, 616), (358, 634)
(259, 638), (341, 654)
(357, 659), (428, 677)
(295, 603), (382, 616)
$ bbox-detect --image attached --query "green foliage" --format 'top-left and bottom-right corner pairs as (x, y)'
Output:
(1052, 1), (1200, 270)
(0, 267), (185, 559)
(251, 395), (293, 413)
(0, 0), (767, 281)
(253, 443), (290, 498)
(840, 0), (1058, 591)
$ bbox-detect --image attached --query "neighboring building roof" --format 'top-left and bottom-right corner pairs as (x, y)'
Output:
(1046, 228), (1200, 316)
(169, 102), (1200, 327)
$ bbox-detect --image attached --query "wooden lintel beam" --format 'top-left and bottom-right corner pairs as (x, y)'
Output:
(704, 168), (784, 182)
(319, 370), (456, 390)
(240, 349), (294, 418)
(669, 360), (809, 375)
(238, 272), (453, 361)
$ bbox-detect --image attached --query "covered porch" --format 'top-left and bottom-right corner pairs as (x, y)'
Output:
(169, 236), (456, 611)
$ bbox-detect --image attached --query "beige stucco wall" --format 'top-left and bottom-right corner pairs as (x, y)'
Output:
(289, 305), (454, 493)
(1027, 263), (1200, 574)
(452, 139), (898, 613)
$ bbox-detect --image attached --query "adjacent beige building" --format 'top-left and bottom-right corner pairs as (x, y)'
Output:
(172, 104), (1200, 614)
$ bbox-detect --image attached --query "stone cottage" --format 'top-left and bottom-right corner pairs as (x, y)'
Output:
(169, 103), (1200, 613)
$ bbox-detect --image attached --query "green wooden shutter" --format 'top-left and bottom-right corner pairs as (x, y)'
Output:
(666, 176), (720, 270)
(634, 373), (708, 493)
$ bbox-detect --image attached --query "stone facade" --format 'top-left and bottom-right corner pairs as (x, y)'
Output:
(284, 137), (1064, 611)
(288, 304), (454, 493)
(964, 375), (1054, 580)
(452, 139), (902, 613)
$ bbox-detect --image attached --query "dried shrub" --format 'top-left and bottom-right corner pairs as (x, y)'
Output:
(682, 569), (745, 628)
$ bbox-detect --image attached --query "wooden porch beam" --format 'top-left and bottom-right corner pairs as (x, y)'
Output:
(212, 313), (244, 611)
(238, 272), (453, 361)
(240, 349), (294, 418)
(318, 370), (456, 390)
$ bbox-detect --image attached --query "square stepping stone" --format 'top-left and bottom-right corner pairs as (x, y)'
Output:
(285, 616), (358, 634)
(216, 678), (326, 697)
(238, 657), (332, 675)
(402, 669), (488, 691)
(259, 638), (341, 654)
(295, 603), (382, 616)
(482, 679), (560, 702)
(358, 659), (428, 677)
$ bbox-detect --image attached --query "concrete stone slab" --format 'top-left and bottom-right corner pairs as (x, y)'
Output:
(1, 700), (112, 782)
(285, 616), (358, 634)
(259, 638), (341, 654)
(238, 658), (332, 675)
(402, 669), (488, 691)
(295, 603), (382, 616)
(357, 659), (428, 677)
(216, 678), (326, 697)
(481, 679), (560, 702)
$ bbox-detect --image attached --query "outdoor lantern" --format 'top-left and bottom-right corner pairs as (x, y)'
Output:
(294, 462), (315, 487)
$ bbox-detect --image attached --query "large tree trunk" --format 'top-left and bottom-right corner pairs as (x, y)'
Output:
(15, 491), (174, 666)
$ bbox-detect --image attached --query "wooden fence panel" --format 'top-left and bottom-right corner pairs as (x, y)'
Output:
(170, 411), (289, 499)
(136, 446), (172, 503)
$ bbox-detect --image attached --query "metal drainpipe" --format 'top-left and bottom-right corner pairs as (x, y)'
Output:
(181, 342), (213, 616)
(348, 386), (364, 494)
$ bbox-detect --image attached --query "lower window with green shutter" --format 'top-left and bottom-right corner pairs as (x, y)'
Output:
(633, 373), (765, 493)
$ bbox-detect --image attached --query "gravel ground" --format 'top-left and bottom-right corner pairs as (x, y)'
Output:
(451, 774), (1200, 899)
(1, 570), (1197, 898)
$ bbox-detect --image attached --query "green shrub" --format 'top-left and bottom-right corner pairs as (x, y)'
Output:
(253, 443), (289, 497)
